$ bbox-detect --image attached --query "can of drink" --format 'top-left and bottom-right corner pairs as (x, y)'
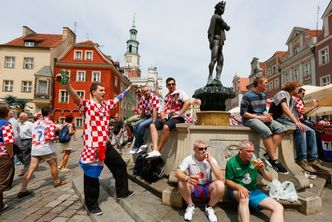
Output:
(60, 69), (69, 85)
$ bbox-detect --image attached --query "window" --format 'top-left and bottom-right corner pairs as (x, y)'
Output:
(77, 91), (85, 98)
(319, 47), (329, 65)
(304, 63), (310, 76)
(268, 81), (273, 91)
(293, 47), (299, 55)
(114, 76), (118, 87)
(38, 80), (48, 94)
(284, 73), (289, 84)
(274, 78), (279, 89)
(267, 68), (271, 77)
(85, 51), (93, 60)
(272, 65), (276, 74)
(21, 81), (32, 92)
(293, 68), (298, 80)
(23, 57), (33, 69)
(320, 75), (331, 86)
(24, 41), (35, 47)
(76, 71), (86, 82)
(76, 117), (83, 128)
(59, 117), (66, 124)
(3, 80), (13, 92)
(92, 71), (101, 82)
(74, 50), (82, 60)
(5, 56), (15, 68)
(59, 90), (69, 103)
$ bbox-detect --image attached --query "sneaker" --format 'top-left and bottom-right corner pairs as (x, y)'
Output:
(89, 206), (103, 216)
(296, 160), (316, 173)
(137, 144), (148, 154)
(0, 204), (9, 212)
(117, 191), (135, 199)
(205, 205), (217, 222)
(184, 204), (195, 221)
(263, 153), (273, 168)
(129, 147), (139, 154)
(308, 159), (328, 170)
(146, 150), (161, 159)
(17, 190), (33, 199)
(271, 160), (289, 174)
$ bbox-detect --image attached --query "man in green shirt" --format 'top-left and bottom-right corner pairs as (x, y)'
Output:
(225, 140), (284, 222)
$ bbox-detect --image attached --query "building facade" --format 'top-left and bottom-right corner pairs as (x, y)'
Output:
(315, 1), (332, 86)
(0, 26), (75, 113)
(280, 27), (318, 88)
(53, 40), (132, 127)
(229, 75), (249, 109)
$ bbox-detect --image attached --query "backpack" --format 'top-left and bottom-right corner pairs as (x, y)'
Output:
(58, 124), (71, 143)
(133, 153), (148, 176)
(140, 156), (165, 183)
(268, 102), (283, 120)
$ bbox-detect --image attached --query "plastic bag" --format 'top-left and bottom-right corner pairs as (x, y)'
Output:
(266, 179), (298, 202)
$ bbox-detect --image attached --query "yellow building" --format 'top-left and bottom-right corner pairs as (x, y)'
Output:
(0, 26), (75, 113)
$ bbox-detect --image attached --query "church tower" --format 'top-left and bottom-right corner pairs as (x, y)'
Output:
(124, 16), (141, 78)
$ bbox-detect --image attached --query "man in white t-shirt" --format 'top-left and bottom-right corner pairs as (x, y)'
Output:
(175, 140), (225, 222)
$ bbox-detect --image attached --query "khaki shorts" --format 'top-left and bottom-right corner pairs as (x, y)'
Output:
(32, 153), (57, 163)
(61, 141), (72, 151)
(0, 155), (14, 192)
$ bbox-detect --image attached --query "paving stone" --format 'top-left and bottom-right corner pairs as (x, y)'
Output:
(24, 213), (44, 221)
(68, 215), (91, 222)
(50, 205), (67, 214)
(67, 201), (83, 210)
(37, 212), (58, 222)
(57, 194), (72, 202)
(45, 199), (64, 208)
(58, 208), (77, 218)
(51, 217), (69, 222)
(60, 200), (74, 207)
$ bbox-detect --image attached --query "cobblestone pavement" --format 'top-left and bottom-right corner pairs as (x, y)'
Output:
(0, 133), (92, 222)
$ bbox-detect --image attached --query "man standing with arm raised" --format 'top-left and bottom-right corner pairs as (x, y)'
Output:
(59, 74), (132, 215)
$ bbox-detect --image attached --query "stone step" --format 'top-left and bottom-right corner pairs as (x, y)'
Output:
(72, 175), (135, 222)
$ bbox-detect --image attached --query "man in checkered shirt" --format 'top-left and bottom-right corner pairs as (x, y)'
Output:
(147, 77), (191, 159)
(293, 87), (319, 123)
(62, 79), (132, 216)
(131, 85), (161, 154)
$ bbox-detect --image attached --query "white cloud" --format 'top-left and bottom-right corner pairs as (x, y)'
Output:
(0, 0), (329, 97)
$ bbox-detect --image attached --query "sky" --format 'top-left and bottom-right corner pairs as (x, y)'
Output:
(0, 0), (330, 97)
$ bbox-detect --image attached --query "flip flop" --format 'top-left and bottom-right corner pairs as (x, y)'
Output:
(54, 180), (67, 188)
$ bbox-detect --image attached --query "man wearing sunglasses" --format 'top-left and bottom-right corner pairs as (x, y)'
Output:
(176, 140), (225, 222)
(147, 77), (191, 159)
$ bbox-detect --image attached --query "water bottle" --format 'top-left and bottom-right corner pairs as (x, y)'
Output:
(60, 69), (69, 85)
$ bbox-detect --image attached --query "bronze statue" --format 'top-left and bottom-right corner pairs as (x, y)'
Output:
(207, 1), (230, 85)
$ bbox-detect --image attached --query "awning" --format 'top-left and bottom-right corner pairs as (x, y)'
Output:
(307, 106), (332, 116)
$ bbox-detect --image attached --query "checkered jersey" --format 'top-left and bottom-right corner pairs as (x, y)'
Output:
(31, 117), (56, 156)
(185, 116), (195, 124)
(163, 89), (189, 117)
(293, 96), (305, 120)
(0, 121), (15, 156)
(79, 98), (119, 163)
(139, 93), (160, 117)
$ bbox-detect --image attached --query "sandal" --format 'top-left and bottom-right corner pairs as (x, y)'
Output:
(54, 180), (67, 188)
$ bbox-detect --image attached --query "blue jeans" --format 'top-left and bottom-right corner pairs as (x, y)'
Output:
(277, 118), (318, 161)
(132, 117), (152, 148)
(244, 118), (287, 139)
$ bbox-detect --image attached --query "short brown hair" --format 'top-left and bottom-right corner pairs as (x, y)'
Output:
(90, 82), (105, 95)
(253, 76), (266, 87)
(282, 81), (302, 92)
(0, 104), (10, 119)
(65, 114), (74, 123)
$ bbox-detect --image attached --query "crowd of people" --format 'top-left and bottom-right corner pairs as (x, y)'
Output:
(1, 75), (331, 222)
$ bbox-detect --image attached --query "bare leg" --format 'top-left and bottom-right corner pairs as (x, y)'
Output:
(232, 190), (250, 222)
(21, 157), (40, 190)
(263, 136), (277, 160)
(258, 197), (284, 222)
(60, 150), (71, 169)
(207, 180), (225, 206)
(178, 181), (194, 205)
(149, 123), (159, 151)
(47, 159), (61, 183)
(157, 125), (170, 152)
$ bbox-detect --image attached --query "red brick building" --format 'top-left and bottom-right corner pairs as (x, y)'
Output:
(53, 40), (131, 127)
(315, 1), (332, 86)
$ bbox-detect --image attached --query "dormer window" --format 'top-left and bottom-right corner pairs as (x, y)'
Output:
(24, 41), (35, 47)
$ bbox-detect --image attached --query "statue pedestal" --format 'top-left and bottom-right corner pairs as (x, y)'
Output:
(196, 111), (230, 126)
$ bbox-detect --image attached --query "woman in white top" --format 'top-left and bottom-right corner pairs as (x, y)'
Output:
(58, 115), (75, 172)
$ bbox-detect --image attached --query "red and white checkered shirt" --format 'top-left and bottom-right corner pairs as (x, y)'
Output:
(184, 116), (196, 124)
(293, 96), (305, 120)
(79, 99), (119, 163)
(138, 93), (160, 117)
(31, 117), (56, 156)
(163, 89), (189, 117)
(0, 121), (15, 156)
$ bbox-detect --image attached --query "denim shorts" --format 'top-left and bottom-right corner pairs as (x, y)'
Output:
(227, 188), (269, 211)
(244, 118), (287, 139)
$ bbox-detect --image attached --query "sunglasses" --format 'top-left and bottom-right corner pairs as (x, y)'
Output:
(197, 146), (208, 151)
(167, 83), (175, 86)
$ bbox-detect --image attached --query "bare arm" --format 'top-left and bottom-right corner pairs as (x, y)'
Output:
(63, 83), (82, 106)
(206, 152), (224, 181)
(280, 102), (306, 131)
(6, 143), (13, 158)
(302, 99), (319, 115)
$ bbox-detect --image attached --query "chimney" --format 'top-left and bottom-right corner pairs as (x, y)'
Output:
(22, 26), (36, 37)
(62, 27), (76, 43)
